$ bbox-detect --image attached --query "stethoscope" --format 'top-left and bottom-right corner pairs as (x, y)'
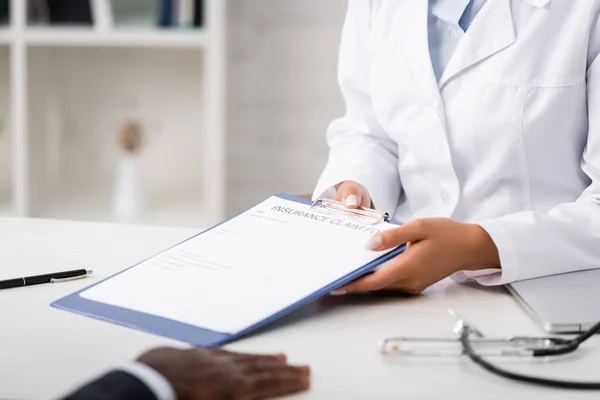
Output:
(380, 310), (600, 389)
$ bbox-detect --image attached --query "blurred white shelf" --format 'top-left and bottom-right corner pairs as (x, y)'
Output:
(24, 27), (207, 48)
(5, 0), (227, 225)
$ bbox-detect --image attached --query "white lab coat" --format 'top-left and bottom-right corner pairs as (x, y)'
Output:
(313, 0), (600, 285)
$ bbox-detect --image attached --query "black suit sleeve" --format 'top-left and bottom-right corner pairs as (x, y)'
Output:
(60, 370), (158, 400)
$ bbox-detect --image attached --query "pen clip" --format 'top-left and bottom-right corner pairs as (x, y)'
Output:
(50, 271), (92, 283)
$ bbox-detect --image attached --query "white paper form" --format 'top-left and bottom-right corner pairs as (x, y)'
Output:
(80, 196), (400, 334)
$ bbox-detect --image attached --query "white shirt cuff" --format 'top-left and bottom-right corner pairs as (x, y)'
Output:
(118, 362), (176, 400)
(451, 268), (503, 285)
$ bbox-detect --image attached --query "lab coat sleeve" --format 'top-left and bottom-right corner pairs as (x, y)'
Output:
(453, 25), (600, 286)
(312, 0), (401, 214)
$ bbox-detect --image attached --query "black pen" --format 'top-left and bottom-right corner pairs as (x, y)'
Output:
(0, 269), (93, 290)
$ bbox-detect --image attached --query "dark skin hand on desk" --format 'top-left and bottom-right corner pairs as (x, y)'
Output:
(138, 347), (310, 400)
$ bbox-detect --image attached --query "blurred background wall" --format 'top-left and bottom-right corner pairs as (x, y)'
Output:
(226, 0), (346, 215)
(0, 0), (348, 227)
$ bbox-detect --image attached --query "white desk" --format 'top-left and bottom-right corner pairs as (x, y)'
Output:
(1, 217), (599, 399)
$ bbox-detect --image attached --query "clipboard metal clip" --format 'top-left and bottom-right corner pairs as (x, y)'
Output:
(310, 198), (389, 225)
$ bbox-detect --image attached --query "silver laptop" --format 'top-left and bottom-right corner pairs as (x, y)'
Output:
(506, 268), (600, 333)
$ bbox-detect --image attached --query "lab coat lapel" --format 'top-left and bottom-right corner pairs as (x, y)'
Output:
(438, 0), (516, 89)
(379, 1), (461, 217)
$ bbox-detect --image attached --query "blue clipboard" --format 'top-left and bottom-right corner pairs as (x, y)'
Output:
(51, 194), (405, 348)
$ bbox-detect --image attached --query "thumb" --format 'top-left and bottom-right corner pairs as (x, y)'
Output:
(337, 181), (371, 209)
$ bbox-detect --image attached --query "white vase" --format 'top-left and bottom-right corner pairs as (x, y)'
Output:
(91, 0), (113, 31)
(112, 154), (146, 224)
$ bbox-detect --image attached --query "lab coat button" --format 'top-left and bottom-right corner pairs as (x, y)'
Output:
(441, 190), (450, 203)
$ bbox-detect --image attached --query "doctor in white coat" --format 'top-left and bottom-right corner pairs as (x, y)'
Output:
(314, 0), (600, 294)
